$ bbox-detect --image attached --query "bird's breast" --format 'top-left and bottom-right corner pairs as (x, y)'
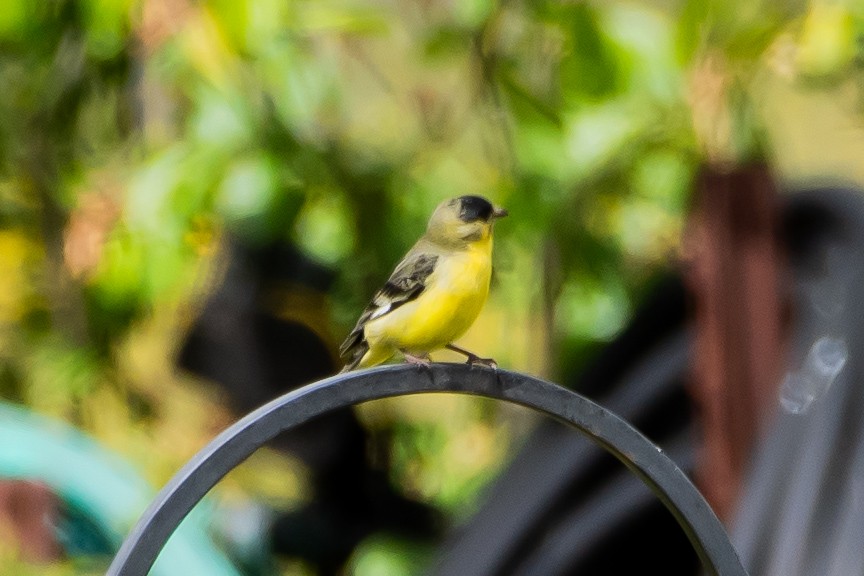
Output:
(365, 243), (493, 352)
(429, 247), (492, 300)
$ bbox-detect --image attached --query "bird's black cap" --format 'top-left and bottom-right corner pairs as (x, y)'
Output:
(458, 196), (495, 222)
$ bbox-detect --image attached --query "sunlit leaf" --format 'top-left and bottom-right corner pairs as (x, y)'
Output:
(563, 100), (648, 181)
(454, 0), (494, 29)
(350, 535), (433, 576)
(296, 2), (389, 35)
(81, 0), (135, 60)
(0, 230), (39, 325)
(216, 153), (281, 242)
(796, 3), (857, 79)
(555, 272), (632, 342)
(555, 3), (620, 103)
(0, 0), (29, 41)
(293, 191), (355, 265)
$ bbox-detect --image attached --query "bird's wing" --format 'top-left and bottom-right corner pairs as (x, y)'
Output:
(339, 251), (439, 361)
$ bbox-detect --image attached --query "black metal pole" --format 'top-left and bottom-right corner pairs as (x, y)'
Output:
(106, 364), (747, 576)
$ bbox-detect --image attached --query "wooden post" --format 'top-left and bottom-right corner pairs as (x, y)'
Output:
(685, 165), (786, 521)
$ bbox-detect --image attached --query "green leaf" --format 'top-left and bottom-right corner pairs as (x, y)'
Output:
(555, 3), (620, 103)
(81, 0), (133, 61)
(0, 0), (29, 41)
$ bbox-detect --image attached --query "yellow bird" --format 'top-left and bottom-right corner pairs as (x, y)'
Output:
(340, 195), (508, 371)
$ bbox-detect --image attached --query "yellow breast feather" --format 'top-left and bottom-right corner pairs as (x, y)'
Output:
(364, 238), (492, 356)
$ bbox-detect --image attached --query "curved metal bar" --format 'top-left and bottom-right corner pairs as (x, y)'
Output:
(107, 364), (747, 576)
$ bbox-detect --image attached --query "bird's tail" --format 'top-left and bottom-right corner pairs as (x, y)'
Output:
(338, 341), (368, 373)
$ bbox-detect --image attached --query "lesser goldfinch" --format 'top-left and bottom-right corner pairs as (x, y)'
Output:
(340, 195), (508, 372)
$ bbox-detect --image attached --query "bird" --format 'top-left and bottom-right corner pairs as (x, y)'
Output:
(339, 195), (508, 372)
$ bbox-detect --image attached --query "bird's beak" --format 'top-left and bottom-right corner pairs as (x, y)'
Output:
(492, 206), (509, 219)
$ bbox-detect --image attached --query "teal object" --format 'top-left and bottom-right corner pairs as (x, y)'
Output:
(0, 402), (242, 576)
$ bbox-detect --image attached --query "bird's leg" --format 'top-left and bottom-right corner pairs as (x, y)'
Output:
(445, 344), (498, 369)
(402, 351), (431, 367)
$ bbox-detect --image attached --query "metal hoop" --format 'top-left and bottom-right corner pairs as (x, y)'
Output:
(107, 364), (747, 576)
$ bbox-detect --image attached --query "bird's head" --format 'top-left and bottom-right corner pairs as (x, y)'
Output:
(426, 195), (508, 247)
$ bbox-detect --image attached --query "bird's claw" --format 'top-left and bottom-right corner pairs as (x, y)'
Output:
(466, 355), (498, 370)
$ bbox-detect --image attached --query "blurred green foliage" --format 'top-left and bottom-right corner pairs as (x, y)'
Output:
(1, 0), (863, 574)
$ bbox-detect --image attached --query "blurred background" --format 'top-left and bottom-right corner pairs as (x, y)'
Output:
(2, 0), (864, 575)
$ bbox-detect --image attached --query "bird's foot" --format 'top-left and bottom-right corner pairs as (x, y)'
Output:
(445, 343), (497, 369)
(403, 352), (431, 367)
(465, 354), (498, 369)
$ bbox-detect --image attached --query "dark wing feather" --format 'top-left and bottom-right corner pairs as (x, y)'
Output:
(339, 253), (438, 366)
